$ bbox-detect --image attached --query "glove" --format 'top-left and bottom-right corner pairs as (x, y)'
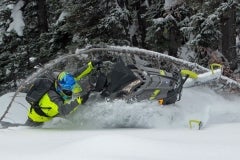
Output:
(92, 60), (103, 68)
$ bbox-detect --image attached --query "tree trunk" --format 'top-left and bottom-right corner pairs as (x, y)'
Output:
(36, 0), (48, 33)
(168, 26), (179, 57)
(137, 9), (147, 48)
(221, 4), (237, 70)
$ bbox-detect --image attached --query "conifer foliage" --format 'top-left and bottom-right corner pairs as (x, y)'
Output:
(0, 0), (239, 95)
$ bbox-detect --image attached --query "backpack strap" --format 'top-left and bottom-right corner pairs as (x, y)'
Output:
(30, 106), (51, 118)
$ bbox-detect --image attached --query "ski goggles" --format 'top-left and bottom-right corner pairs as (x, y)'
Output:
(62, 89), (73, 96)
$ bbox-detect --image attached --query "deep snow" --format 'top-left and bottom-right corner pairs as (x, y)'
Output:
(0, 86), (240, 160)
(2, 1), (240, 159)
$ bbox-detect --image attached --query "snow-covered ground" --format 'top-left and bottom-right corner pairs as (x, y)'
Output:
(2, 1), (240, 159)
(0, 86), (240, 160)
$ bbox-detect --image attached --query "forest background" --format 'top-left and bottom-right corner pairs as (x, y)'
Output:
(0, 0), (240, 95)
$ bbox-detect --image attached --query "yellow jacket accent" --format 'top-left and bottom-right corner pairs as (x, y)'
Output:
(75, 62), (94, 81)
(28, 93), (58, 122)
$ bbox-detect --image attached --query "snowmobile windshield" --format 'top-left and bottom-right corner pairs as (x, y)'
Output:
(107, 59), (137, 93)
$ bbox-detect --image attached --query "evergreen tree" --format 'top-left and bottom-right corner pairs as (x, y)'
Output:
(0, 0), (239, 95)
(180, 0), (238, 69)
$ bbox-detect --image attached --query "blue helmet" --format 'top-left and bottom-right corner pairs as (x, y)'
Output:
(56, 72), (82, 99)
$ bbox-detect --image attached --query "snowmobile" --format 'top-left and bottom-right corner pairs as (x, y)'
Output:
(86, 58), (195, 105)
(0, 46), (226, 129)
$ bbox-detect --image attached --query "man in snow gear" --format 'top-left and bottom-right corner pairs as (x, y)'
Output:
(25, 61), (101, 126)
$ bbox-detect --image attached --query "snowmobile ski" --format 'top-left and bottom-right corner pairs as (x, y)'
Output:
(189, 119), (202, 130)
(0, 121), (25, 129)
